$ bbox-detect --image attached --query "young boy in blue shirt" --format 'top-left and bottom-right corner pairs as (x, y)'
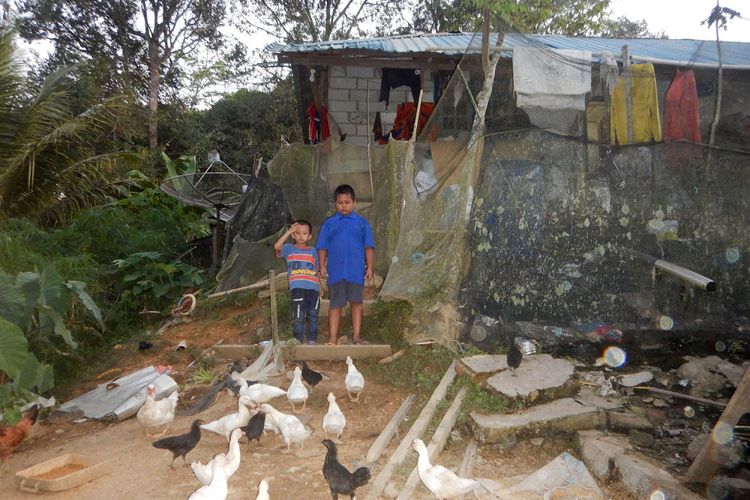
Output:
(274, 220), (321, 345)
(317, 184), (375, 345)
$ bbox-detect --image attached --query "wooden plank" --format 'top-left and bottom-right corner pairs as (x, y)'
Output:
(364, 361), (458, 500)
(269, 269), (283, 373)
(684, 366), (750, 484)
(623, 45), (633, 144)
(366, 394), (416, 464)
(457, 439), (479, 500)
(396, 386), (468, 500)
(208, 344), (391, 361)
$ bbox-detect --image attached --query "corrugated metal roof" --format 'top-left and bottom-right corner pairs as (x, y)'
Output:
(268, 32), (750, 69)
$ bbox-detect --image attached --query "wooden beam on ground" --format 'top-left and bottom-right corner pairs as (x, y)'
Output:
(364, 361), (458, 500)
(366, 394), (416, 464)
(378, 349), (405, 365)
(685, 366), (750, 484)
(396, 386), (468, 500)
(457, 439), (478, 500)
(269, 269), (283, 374)
(208, 344), (392, 361)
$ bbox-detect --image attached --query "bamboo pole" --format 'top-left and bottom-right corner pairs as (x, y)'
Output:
(623, 45), (633, 145)
(364, 361), (457, 500)
(366, 80), (375, 200)
(365, 394), (416, 464)
(396, 386), (468, 500)
(269, 269), (283, 374)
(378, 349), (405, 365)
(458, 439), (479, 500)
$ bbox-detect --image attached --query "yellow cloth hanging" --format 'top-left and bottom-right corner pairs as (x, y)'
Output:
(610, 63), (662, 144)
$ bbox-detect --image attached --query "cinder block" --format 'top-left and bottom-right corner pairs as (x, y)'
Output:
(356, 124), (372, 136)
(329, 66), (345, 77)
(346, 136), (367, 146)
(329, 111), (349, 124)
(346, 66), (374, 78)
(329, 77), (358, 89)
(350, 89), (368, 101)
(329, 100), (357, 112)
(358, 78), (381, 91)
(358, 100), (385, 112)
(339, 123), (356, 135)
(350, 112), (365, 125)
(327, 88), (349, 101)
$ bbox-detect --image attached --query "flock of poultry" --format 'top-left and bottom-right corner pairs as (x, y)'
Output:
(128, 354), (482, 499)
(0, 351), (496, 499)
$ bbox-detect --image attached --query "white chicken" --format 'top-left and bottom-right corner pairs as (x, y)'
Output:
(412, 438), (480, 499)
(345, 356), (365, 402)
(136, 385), (178, 438)
(233, 376), (287, 404)
(200, 396), (253, 440)
(259, 403), (312, 453)
(256, 478), (270, 500)
(188, 454), (228, 500)
(191, 428), (242, 485)
(287, 366), (309, 413)
(322, 392), (346, 442)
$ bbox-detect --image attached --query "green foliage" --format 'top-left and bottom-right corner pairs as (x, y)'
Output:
(202, 81), (303, 173)
(190, 366), (215, 386)
(112, 252), (205, 312)
(363, 345), (454, 396)
(367, 300), (412, 347)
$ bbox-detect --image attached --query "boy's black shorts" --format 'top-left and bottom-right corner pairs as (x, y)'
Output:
(328, 280), (364, 309)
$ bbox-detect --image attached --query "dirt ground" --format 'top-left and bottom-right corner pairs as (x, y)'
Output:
(2, 299), (635, 499)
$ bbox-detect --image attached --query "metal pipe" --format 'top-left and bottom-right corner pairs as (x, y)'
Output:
(653, 259), (717, 291)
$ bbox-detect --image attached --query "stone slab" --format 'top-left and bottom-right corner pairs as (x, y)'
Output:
(486, 354), (575, 398)
(460, 354), (507, 375)
(471, 398), (607, 446)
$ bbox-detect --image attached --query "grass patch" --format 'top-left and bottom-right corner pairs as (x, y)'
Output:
(363, 344), (453, 399)
(190, 366), (215, 385)
(367, 300), (412, 347)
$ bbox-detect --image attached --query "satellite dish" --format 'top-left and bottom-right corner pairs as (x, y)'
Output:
(160, 158), (253, 276)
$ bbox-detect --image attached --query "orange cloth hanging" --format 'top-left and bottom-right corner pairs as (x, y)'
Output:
(663, 69), (701, 143)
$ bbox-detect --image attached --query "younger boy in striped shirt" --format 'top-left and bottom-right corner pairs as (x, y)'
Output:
(274, 220), (321, 345)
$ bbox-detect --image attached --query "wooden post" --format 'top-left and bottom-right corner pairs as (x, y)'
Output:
(269, 269), (283, 374)
(365, 394), (416, 464)
(396, 386), (468, 500)
(622, 45), (633, 145)
(364, 361), (457, 500)
(685, 366), (750, 483)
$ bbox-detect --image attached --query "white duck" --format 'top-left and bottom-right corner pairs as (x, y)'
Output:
(256, 478), (270, 500)
(345, 356), (365, 402)
(259, 403), (312, 453)
(191, 428), (242, 485)
(287, 366), (309, 413)
(201, 396), (253, 440)
(188, 454), (228, 500)
(136, 385), (178, 438)
(412, 438), (480, 499)
(322, 392), (346, 441)
(234, 376), (287, 404)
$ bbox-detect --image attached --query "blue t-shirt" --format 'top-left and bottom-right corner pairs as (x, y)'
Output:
(280, 244), (320, 292)
(316, 212), (375, 286)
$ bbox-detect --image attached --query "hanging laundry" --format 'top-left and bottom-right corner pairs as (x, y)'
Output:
(372, 111), (389, 145)
(307, 102), (330, 144)
(599, 51), (619, 96)
(664, 69), (701, 143)
(513, 48), (591, 110)
(390, 102), (435, 141)
(379, 68), (422, 106)
(610, 63), (662, 145)
(513, 48), (591, 136)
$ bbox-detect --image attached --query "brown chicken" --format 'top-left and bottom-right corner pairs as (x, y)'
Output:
(0, 405), (39, 472)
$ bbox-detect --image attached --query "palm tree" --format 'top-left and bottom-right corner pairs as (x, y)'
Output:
(0, 29), (139, 226)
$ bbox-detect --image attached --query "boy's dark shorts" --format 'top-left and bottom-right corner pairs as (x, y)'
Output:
(328, 280), (364, 309)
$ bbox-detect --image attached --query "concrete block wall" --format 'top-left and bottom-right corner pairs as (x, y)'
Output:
(327, 65), (435, 146)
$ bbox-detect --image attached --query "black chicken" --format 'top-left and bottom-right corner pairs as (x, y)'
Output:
(300, 361), (323, 388)
(240, 411), (266, 449)
(152, 418), (203, 468)
(322, 439), (371, 500)
(506, 337), (523, 377)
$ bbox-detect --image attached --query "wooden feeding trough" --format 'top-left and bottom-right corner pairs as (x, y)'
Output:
(15, 453), (107, 494)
